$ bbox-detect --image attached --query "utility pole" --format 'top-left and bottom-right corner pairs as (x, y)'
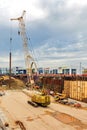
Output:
(80, 62), (82, 75)
(9, 37), (12, 88)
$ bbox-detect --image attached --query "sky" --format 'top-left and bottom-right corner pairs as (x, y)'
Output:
(0, 0), (87, 70)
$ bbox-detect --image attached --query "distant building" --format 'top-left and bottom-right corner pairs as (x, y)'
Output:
(62, 69), (70, 74)
(62, 68), (76, 75)
(0, 67), (9, 74)
(38, 68), (44, 74)
(58, 67), (63, 74)
(71, 69), (77, 74)
(44, 68), (50, 74)
(0, 66), (77, 75)
(12, 67), (26, 75)
(38, 67), (77, 75)
(53, 69), (58, 74)
(82, 68), (87, 74)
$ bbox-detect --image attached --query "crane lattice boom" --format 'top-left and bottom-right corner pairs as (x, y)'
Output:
(11, 10), (37, 83)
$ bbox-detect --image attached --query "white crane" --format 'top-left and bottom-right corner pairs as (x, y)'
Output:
(11, 10), (37, 84)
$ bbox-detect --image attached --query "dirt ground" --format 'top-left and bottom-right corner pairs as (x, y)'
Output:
(0, 90), (87, 130)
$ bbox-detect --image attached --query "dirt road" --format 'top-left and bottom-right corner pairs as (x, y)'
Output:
(0, 90), (87, 130)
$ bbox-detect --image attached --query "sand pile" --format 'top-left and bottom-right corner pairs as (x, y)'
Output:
(0, 75), (25, 89)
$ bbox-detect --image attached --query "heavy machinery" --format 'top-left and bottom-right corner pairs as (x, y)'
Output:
(28, 90), (51, 107)
(11, 10), (37, 85)
(54, 93), (68, 104)
(11, 11), (51, 107)
(54, 93), (66, 101)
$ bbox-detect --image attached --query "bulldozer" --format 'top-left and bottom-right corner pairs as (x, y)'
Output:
(28, 89), (51, 107)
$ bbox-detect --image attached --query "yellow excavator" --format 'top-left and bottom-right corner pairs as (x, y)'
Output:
(28, 89), (51, 107)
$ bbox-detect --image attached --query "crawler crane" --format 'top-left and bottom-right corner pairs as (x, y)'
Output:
(11, 11), (51, 107)
(11, 10), (37, 85)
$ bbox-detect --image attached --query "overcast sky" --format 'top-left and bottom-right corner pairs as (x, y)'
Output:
(0, 0), (87, 69)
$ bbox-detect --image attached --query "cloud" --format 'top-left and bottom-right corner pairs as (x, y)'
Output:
(34, 38), (87, 68)
(0, 0), (48, 26)
(0, 0), (87, 70)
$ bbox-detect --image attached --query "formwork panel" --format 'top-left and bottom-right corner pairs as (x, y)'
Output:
(64, 80), (87, 102)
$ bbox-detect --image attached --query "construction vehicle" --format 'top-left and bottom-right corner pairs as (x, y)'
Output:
(28, 90), (50, 107)
(11, 11), (51, 107)
(54, 93), (68, 104)
(11, 10), (37, 86)
(54, 93), (66, 101)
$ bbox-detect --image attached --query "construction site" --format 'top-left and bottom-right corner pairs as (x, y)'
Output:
(0, 10), (87, 130)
